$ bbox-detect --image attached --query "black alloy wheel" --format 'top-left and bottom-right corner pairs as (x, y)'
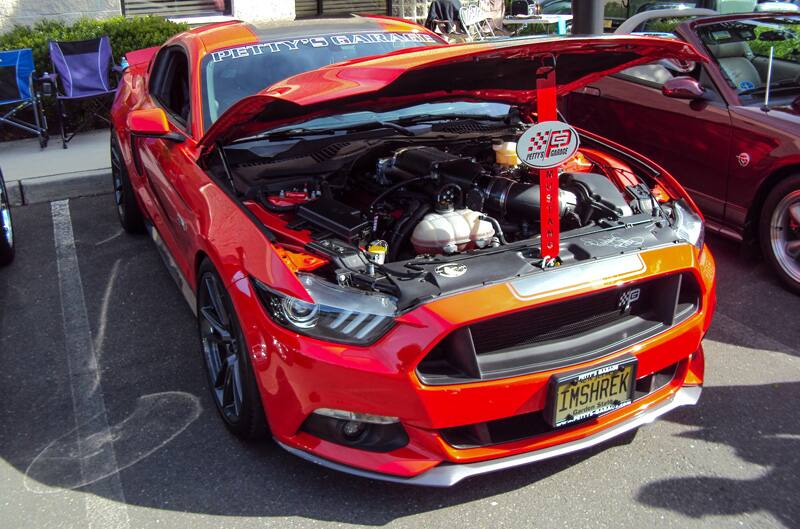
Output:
(111, 135), (145, 234)
(0, 168), (14, 266)
(197, 259), (267, 439)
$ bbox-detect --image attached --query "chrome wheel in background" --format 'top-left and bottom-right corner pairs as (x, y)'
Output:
(769, 190), (800, 285)
(760, 175), (800, 295)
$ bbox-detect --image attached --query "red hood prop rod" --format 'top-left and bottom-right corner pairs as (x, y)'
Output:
(536, 67), (560, 264)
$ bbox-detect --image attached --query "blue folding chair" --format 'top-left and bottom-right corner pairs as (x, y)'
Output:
(45, 36), (122, 149)
(0, 48), (48, 148)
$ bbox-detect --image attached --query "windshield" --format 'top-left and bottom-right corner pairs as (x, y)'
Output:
(201, 31), (441, 129)
(264, 101), (512, 135)
(697, 16), (800, 99)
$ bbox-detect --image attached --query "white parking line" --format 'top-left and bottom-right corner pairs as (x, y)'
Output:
(51, 200), (130, 529)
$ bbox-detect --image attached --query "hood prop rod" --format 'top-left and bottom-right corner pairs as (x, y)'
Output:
(536, 66), (560, 266)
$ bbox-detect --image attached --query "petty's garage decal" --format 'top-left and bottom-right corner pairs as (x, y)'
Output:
(210, 33), (438, 62)
(517, 121), (580, 169)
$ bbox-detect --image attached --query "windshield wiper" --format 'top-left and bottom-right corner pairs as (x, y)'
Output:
(237, 120), (416, 143)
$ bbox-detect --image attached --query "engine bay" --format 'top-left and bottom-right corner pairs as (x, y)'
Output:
(208, 118), (691, 307)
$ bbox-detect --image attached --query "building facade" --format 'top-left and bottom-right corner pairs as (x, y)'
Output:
(0, 0), (429, 33)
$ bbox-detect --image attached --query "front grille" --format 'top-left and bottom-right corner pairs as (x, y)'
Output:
(470, 288), (634, 353)
(416, 272), (700, 385)
(439, 362), (680, 449)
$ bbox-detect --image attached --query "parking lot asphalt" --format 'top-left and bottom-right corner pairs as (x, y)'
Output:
(1, 194), (799, 529)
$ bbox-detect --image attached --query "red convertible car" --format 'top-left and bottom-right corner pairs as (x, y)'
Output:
(563, 12), (800, 293)
(111, 16), (716, 485)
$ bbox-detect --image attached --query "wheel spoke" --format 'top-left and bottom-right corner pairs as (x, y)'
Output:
(221, 354), (238, 411)
(787, 239), (800, 259)
(230, 356), (243, 416)
(789, 203), (800, 225)
(215, 352), (231, 388)
(203, 276), (230, 327)
(203, 340), (222, 385)
(200, 306), (233, 342)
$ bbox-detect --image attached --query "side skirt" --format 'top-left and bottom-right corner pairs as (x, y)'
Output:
(146, 222), (197, 316)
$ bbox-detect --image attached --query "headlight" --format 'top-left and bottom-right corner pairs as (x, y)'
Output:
(672, 199), (705, 251)
(252, 273), (396, 345)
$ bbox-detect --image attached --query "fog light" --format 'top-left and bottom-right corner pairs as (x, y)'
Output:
(301, 408), (409, 453)
(341, 420), (368, 440)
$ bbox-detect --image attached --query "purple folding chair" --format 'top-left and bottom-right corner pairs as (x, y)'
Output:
(46, 36), (122, 148)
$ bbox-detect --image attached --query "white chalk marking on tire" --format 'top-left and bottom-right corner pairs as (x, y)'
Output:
(51, 200), (130, 529)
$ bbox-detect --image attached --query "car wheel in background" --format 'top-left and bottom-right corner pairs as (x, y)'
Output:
(111, 135), (145, 234)
(196, 259), (268, 440)
(760, 174), (800, 294)
(0, 168), (15, 266)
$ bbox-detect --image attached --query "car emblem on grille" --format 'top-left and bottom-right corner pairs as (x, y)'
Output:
(618, 288), (641, 312)
(435, 263), (468, 278)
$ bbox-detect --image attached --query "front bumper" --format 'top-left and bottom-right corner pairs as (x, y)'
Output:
(278, 385), (701, 487)
(232, 243), (715, 483)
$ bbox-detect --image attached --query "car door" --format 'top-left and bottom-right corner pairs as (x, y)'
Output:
(562, 62), (733, 223)
(137, 45), (199, 278)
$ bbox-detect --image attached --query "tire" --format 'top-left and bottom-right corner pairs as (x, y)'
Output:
(0, 168), (14, 266)
(111, 134), (145, 234)
(196, 259), (268, 440)
(759, 174), (800, 295)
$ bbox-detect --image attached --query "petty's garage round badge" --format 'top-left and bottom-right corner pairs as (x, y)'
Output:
(517, 121), (580, 169)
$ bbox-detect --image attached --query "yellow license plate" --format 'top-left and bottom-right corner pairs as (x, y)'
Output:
(548, 357), (637, 428)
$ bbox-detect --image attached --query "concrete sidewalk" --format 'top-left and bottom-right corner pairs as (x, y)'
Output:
(0, 129), (111, 206)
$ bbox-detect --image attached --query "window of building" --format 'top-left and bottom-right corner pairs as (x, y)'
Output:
(295, 0), (389, 19)
(122, 0), (231, 18)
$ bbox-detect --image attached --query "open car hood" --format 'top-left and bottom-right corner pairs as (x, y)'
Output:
(199, 35), (705, 150)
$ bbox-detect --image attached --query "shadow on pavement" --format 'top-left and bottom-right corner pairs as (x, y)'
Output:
(635, 382), (800, 527)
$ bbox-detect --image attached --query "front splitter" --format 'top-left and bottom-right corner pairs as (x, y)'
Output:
(277, 385), (702, 487)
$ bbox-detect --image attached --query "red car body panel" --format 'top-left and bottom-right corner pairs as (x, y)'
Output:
(111, 18), (716, 484)
(563, 12), (800, 241)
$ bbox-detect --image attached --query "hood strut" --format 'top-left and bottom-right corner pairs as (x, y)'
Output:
(537, 64), (560, 263)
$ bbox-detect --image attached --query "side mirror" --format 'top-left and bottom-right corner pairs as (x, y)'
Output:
(662, 76), (705, 100)
(127, 108), (184, 142)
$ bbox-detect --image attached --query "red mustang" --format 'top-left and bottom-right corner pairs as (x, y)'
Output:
(563, 12), (800, 293)
(111, 16), (716, 485)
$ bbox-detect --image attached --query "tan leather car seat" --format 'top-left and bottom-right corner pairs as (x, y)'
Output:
(707, 41), (762, 90)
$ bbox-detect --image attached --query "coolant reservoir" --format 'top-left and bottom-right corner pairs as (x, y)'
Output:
(411, 209), (495, 255)
(493, 141), (519, 167)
